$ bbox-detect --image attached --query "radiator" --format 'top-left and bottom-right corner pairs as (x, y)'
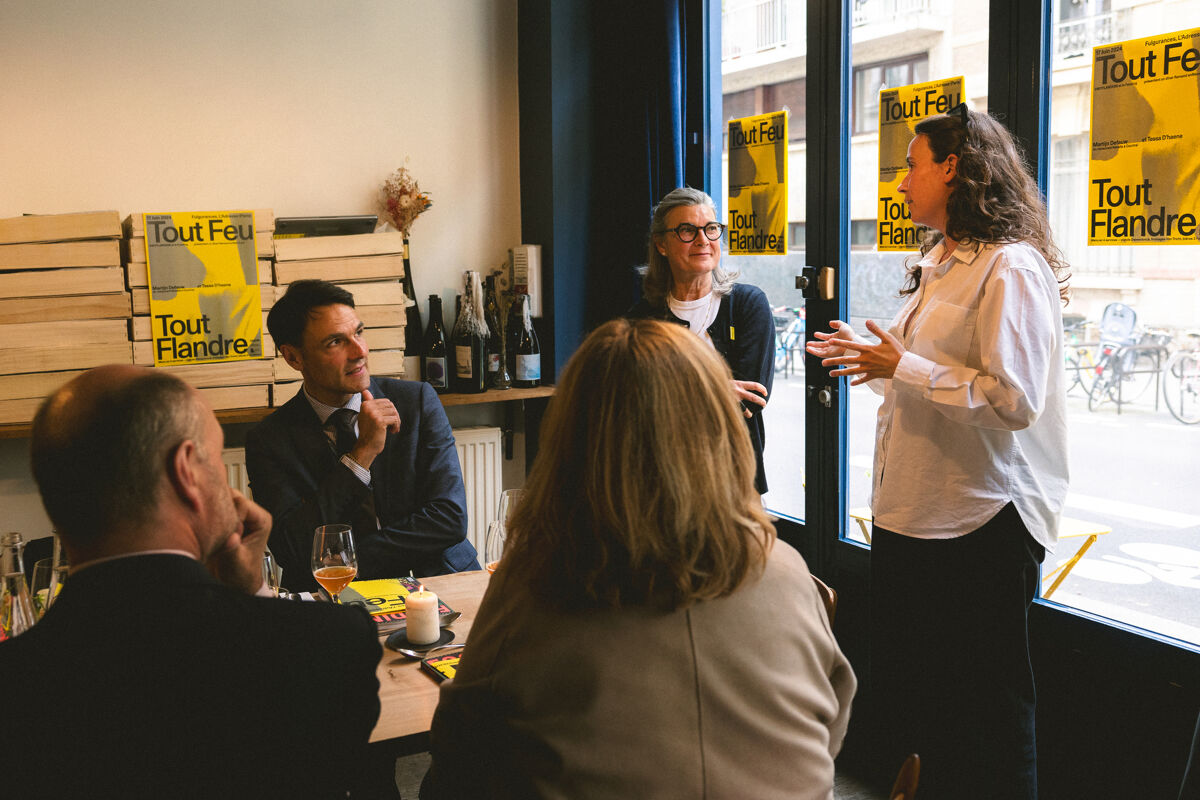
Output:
(223, 448), (251, 496)
(452, 426), (503, 556)
(220, 424), (502, 557)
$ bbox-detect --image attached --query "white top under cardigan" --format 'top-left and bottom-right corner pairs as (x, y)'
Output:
(667, 291), (721, 344)
(866, 239), (1068, 552)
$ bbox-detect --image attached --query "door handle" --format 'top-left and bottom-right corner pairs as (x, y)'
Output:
(796, 266), (836, 301)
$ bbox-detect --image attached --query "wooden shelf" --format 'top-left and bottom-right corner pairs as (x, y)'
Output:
(0, 384), (555, 439)
(436, 385), (554, 407)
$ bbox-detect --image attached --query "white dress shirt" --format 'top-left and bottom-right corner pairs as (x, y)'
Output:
(304, 389), (372, 486)
(867, 239), (1069, 552)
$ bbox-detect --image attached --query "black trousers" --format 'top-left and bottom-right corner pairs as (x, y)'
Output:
(871, 503), (1045, 800)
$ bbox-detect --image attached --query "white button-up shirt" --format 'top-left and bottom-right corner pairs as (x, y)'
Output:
(867, 239), (1069, 552)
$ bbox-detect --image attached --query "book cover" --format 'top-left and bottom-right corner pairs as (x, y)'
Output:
(420, 652), (461, 683)
(339, 576), (455, 631)
(143, 211), (264, 366)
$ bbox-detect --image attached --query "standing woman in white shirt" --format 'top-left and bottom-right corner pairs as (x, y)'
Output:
(807, 105), (1070, 800)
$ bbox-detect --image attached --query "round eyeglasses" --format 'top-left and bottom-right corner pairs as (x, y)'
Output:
(663, 222), (726, 243)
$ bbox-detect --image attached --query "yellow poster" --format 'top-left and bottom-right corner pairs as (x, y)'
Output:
(1089, 27), (1200, 245)
(727, 110), (787, 255)
(877, 76), (964, 251)
(144, 211), (263, 366)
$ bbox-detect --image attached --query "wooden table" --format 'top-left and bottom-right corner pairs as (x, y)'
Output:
(369, 569), (492, 752)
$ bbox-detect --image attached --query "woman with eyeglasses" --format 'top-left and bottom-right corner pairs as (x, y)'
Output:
(628, 186), (776, 494)
(807, 106), (1070, 799)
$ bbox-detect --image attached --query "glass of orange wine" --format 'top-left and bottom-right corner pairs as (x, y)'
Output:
(311, 524), (357, 604)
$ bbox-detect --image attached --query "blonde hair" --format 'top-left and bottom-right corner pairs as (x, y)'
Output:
(503, 318), (775, 610)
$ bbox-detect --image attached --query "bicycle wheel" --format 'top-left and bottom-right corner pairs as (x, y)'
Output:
(1065, 345), (1096, 397)
(1074, 346), (1097, 396)
(1117, 348), (1158, 404)
(774, 332), (789, 374)
(1088, 364), (1117, 412)
(1163, 352), (1200, 424)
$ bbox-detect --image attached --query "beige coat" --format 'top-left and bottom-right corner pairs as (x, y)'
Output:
(423, 541), (857, 799)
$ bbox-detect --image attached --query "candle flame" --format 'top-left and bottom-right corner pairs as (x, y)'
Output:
(418, 583), (426, 593)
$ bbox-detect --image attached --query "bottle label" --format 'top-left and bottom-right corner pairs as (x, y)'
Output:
(426, 357), (447, 388)
(455, 346), (474, 378)
(517, 353), (541, 381)
(487, 353), (500, 373)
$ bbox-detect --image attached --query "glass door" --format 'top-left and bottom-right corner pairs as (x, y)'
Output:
(720, 0), (809, 522)
(843, 1), (983, 544)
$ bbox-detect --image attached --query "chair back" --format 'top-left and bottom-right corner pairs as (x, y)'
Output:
(1098, 302), (1138, 347)
(889, 753), (920, 800)
(810, 574), (837, 626)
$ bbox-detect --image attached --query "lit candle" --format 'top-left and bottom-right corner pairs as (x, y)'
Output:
(406, 586), (440, 645)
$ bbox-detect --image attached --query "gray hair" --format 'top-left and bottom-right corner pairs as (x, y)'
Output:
(31, 372), (204, 543)
(638, 187), (739, 309)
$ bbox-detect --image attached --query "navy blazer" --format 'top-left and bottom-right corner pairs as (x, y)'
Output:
(0, 554), (381, 799)
(246, 377), (478, 592)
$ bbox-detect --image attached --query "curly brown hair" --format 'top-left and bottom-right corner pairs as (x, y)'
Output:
(904, 110), (1070, 303)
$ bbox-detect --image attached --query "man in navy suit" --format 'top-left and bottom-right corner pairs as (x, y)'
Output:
(247, 280), (478, 593)
(0, 366), (382, 799)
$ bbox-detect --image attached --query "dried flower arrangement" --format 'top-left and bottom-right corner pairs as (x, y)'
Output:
(380, 164), (433, 235)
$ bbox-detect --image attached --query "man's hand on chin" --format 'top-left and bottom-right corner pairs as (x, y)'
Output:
(206, 490), (273, 595)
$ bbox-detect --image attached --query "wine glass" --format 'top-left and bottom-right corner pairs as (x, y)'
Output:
(311, 524), (357, 604)
(496, 488), (523, 527)
(484, 521), (505, 574)
(262, 549), (284, 597)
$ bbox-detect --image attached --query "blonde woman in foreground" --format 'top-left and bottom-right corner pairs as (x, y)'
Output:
(421, 318), (856, 800)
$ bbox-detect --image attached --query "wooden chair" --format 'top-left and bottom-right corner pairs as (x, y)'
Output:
(810, 574), (837, 626)
(889, 753), (920, 800)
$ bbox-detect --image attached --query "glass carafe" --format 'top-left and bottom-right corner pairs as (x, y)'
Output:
(1, 532), (37, 639)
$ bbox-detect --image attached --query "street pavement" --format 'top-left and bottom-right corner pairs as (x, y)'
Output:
(760, 370), (1200, 644)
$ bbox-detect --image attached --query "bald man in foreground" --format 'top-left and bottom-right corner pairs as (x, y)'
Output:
(0, 366), (383, 799)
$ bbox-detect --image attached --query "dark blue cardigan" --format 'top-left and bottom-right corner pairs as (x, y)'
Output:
(628, 282), (775, 493)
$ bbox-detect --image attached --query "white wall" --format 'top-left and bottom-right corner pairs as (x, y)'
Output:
(0, 0), (522, 538)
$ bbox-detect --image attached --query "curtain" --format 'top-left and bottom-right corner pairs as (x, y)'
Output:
(587, 0), (699, 325)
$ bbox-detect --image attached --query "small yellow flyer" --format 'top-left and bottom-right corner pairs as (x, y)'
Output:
(877, 76), (964, 251)
(1089, 27), (1200, 245)
(143, 211), (263, 366)
(727, 110), (788, 255)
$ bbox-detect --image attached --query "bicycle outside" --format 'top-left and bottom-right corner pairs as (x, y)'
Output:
(1162, 331), (1200, 425)
(1086, 303), (1169, 414)
(773, 306), (805, 377)
(1063, 314), (1098, 398)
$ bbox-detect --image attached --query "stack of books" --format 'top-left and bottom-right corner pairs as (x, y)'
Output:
(271, 231), (409, 403)
(0, 211), (130, 425)
(123, 211), (278, 413)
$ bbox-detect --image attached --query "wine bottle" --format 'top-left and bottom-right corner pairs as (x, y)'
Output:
(506, 292), (523, 379)
(514, 293), (541, 388)
(483, 276), (502, 380)
(451, 271), (487, 394)
(421, 294), (449, 393)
